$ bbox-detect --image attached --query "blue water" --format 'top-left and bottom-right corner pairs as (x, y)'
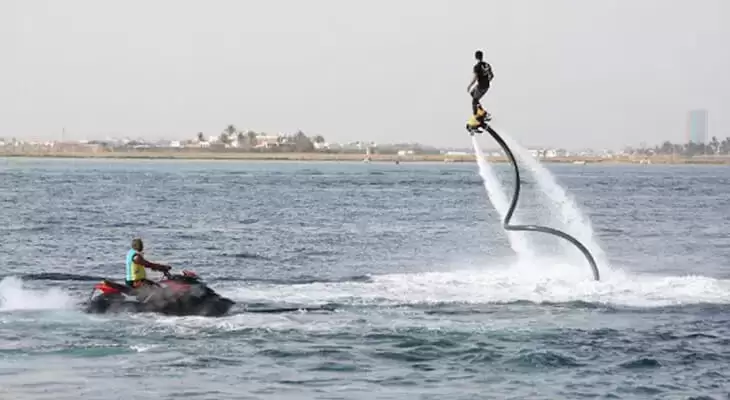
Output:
(1, 155), (729, 399)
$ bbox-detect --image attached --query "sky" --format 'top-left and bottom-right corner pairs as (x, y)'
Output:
(1, 0), (728, 150)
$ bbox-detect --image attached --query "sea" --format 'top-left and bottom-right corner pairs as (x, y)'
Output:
(0, 153), (729, 399)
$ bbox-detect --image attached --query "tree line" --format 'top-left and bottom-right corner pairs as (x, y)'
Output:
(197, 125), (326, 152)
(632, 136), (730, 156)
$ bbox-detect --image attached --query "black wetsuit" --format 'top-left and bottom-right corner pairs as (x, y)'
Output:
(471, 61), (493, 114)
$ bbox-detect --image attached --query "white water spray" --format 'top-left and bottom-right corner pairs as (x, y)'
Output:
(0, 277), (77, 311)
(498, 131), (609, 268)
(471, 136), (533, 259)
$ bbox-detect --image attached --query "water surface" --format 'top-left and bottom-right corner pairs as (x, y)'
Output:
(1, 155), (729, 399)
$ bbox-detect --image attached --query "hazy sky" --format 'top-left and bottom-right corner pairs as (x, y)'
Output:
(1, 0), (728, 149)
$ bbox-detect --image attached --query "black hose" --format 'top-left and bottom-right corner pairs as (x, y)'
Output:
(479, 123), (601, 281)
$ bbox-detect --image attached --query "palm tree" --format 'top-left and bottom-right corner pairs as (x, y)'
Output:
(291, 130), (314, 152)
(710, 136), (720, 154)
(197, 132), (205, 142)
(219, 124), (237, 145)
(721, 137), (730, 155)
(247, 131), (258, 147)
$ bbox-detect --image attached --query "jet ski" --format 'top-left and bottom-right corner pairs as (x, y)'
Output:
(85, 269), (234, 317)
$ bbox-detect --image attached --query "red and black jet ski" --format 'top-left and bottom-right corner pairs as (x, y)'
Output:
(85, 269), (234, 317)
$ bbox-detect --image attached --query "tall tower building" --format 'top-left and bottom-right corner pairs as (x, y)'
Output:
(687, 109), (708, 144)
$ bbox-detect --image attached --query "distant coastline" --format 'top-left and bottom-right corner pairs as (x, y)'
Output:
(3, 124), (729, 165)
(2, 149), (730, 165)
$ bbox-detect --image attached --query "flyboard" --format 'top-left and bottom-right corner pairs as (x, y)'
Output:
(466, 115), (601, 281)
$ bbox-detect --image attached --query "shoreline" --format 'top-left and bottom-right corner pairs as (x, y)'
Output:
(2, 150), (729, 165)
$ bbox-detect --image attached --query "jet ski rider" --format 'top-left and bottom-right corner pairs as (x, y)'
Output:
(126, 238), (172, 288)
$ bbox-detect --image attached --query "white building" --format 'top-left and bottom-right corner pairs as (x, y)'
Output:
(255, 135), (281, 149)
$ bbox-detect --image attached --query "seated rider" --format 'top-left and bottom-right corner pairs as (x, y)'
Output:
(126, 238), (171, 288)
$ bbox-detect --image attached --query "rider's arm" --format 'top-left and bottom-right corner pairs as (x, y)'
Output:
(133, 254), (169, 272)
(467, 73), (477, 92)
(468, 63), (479, 92)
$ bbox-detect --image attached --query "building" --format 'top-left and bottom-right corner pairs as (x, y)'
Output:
(687, 109), (708, 144)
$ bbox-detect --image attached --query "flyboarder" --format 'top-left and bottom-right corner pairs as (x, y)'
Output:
(466, 50), (493, 134)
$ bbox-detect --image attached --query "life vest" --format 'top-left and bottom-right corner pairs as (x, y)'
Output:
(126, 249), (146, 282)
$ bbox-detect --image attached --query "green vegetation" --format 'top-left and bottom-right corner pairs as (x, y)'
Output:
(199, 125), (443, 155)
(209, 125), (322, 152)
(634, 136), (730, 156)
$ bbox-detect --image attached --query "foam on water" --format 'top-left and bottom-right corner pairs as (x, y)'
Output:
(221, 260), (730, 309)
(4, 262), (718, 335)
(0, 276), (78, 311)
(3, 258), (724, 331)
(110, 264), (729, 334)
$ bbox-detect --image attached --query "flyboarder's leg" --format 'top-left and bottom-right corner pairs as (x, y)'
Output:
(472, 84), (492, 122)
(466, 85), (492, 134)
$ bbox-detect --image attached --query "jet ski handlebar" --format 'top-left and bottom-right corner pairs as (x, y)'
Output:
(159, 268), (198, 280)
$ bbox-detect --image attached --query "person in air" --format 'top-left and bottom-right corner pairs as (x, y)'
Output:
(466, 49), (494, 133)
(126, 238), (171, 288)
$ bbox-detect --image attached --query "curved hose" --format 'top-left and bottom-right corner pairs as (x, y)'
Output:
(480, 123), (601, 281)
